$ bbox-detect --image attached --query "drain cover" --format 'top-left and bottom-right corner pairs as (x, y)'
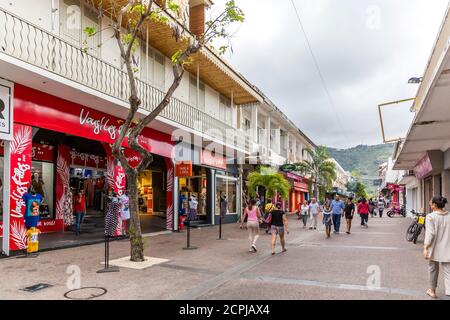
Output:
(21, 283), (53, 293)
(64, 287), (107, 300)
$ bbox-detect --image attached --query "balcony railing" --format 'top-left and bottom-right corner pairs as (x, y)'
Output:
(0, 8), (248, 149)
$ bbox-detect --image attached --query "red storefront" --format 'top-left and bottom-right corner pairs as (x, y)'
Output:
(0, 84), (175, 254)
(284, 172), (309, 213)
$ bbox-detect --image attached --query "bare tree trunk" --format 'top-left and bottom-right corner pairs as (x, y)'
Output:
(126, 169), (145, 262)
(314, 181), (319, 199)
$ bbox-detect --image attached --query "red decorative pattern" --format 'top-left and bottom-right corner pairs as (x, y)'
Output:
(9, 124), (32, 251)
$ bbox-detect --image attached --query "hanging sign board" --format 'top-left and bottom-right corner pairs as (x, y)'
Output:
(0, 79), (13, 140)
(175, 161), (193, 177)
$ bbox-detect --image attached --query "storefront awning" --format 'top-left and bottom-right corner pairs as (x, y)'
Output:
(394, 36), (450, 170)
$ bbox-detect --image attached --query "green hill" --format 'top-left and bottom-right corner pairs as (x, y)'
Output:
(327, 144), (394, 193)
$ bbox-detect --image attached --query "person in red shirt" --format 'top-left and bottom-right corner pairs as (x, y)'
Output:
(357, 198), (370, 229)
(74, 188), (86, 236)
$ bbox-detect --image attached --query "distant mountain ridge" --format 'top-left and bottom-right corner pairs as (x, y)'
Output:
(326, 144), (394, 193)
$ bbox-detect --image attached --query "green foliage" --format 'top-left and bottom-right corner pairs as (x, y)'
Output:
(121, 33), (139, 53)
(83, 26), (96, 37)
(248, 166), (291, 200)
(294, 146), (337, 196)
(327, 144), (394, 194)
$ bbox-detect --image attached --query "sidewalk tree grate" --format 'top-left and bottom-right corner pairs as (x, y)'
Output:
(21, 283), (53, 293)
(64, 287), (107, 300)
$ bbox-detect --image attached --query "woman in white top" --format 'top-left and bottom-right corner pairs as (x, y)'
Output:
(299, 200), (309, 228)
(424, 196), (450, 298)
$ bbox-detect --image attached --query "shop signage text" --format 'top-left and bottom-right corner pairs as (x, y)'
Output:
(175, 162), (193, 177)
(201, 149), (227, 170)
(14, 84), (174, 159)
(414, 154), (433, 179)
(0, 79), (13, 140)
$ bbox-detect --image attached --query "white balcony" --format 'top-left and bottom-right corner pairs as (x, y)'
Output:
(0, 7), (250, 151)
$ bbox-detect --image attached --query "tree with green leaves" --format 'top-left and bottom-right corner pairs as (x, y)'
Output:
(83, 0), (244, 261)
(247, 166), (291, 202)
(294, 146), (337, 199)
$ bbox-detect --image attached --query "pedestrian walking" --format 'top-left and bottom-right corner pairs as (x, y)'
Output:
(264, 199), (275, 234)
(369, 198), (376, 218)
(424, 196), (450, 299)
(331, 195), (345, 234)
(74, 188), (86, 236)
(241, 199), (262, 253)
(270, 203), (289, 255)
(323, 202), (333, 238)
(300, 200), (309, 228)
(344, 197), (355, 234)
(357, 198), (370, 228)
(377, 194), (386, 218)
(309, 197), (320, 230)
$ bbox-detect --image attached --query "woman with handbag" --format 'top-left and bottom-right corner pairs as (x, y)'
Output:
(270, 203), (289, 255)
(241, 199), (262, 253)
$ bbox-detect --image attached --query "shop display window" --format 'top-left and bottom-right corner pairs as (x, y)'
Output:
(31, 143), (56, 219)
(0, 157), (4, 220)
(216, 174), (238, 215)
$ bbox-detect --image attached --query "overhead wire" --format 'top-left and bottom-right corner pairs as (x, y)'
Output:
(290, 0), (351, 143)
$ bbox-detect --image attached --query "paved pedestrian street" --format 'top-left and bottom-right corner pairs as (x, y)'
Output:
(1, 215), (447, 300)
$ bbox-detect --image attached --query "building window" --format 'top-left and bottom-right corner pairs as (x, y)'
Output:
(219, 95), (232, 125)
(0, 154), (4, 220)
(140, 44), (166, 90)
(243, 118), (251, 131)
(216, 174), (237, 214)
(60, 0), (101, 57)
(31, 143), (56, 219)
(189, 75), (205, 110)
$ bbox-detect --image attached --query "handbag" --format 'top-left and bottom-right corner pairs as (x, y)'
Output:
(264, 212), (272, 225)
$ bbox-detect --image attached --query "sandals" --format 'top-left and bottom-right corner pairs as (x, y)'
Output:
(426, 289), (437, 299)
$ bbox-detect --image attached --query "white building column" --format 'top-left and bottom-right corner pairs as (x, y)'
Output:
(250, 104), (258, 143)
(265, 116), (271, 152)
(2, 141), (11, 256)
(274, 125), (281, 155)
(292, 139), (297, 163)
(442, 170), (450, 210)
(286, 133), (291, 161)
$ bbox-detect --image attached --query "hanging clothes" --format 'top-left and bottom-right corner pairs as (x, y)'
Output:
(63, 189), (75, 226)
(105, 196), (121, 237)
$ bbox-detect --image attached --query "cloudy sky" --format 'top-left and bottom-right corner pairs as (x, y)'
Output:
(211, 0), (449, 149)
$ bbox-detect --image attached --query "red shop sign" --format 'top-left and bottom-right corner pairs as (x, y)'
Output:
(32, 143), (55, 162)
(14, 85), (175, 159)
(201, 149), (226, 170)
(175, 161), (193, 177)
(294, 180), (309, 192)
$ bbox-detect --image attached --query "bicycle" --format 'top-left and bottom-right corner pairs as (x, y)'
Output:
(406, 210), (426, 244)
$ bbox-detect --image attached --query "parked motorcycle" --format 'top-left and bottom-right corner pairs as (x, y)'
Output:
(406, 210), (426, 244)
(387, 205), (406, 218)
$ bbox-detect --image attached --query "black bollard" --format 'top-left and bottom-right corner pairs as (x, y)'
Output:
(183, 218), (198, 250)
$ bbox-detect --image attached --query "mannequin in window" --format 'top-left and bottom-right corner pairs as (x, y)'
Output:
(31, 173), (45, 197)
(22, 187), (43, 229)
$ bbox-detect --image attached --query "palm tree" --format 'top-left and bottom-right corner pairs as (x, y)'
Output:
(247, 166), (291, 201)
(294, 146), (337, 199)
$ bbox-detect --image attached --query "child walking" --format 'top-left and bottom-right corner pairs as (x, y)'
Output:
(323, 202), (333, 238)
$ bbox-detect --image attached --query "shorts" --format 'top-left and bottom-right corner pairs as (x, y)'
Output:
(271, 225), (285, 236)
(345, 214), (353, 220)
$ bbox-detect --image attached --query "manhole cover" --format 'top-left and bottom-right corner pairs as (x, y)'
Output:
(64, 287), (107, 300)
(21, 283), (53, 293)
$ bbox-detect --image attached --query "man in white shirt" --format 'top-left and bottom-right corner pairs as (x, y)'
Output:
(309, 198), (321, 230)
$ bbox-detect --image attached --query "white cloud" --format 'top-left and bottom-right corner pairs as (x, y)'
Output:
(214, 0), (449, 148)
